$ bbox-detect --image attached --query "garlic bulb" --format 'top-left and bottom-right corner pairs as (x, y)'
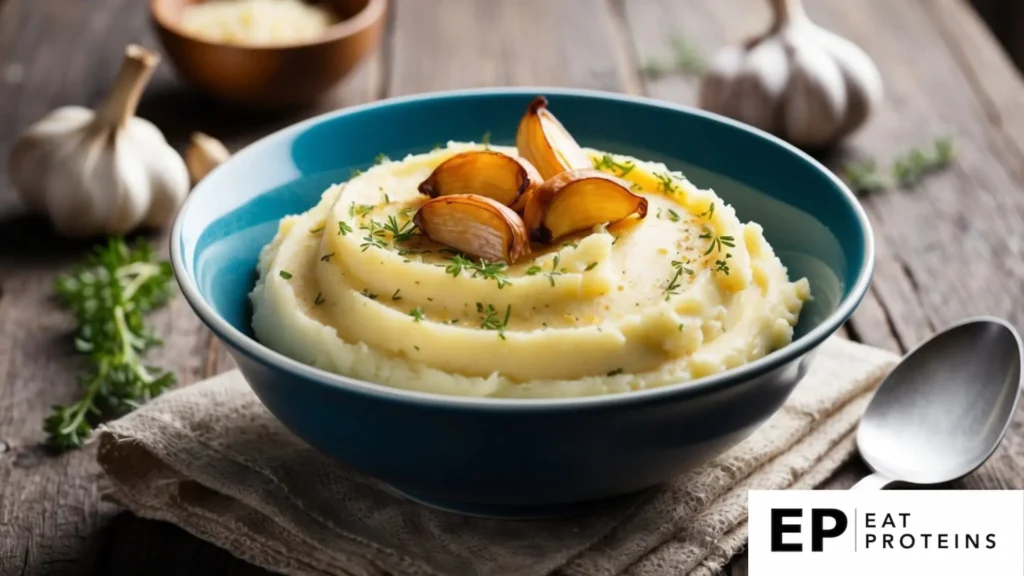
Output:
(186, 132), (231, 184)
(9, 45), (188, 237)
(699, 0), (883, 148)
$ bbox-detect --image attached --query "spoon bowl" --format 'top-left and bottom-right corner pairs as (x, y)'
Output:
(855, 317), (1023, 489)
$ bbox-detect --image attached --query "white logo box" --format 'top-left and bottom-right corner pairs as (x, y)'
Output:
(748, 490), (1024, 575)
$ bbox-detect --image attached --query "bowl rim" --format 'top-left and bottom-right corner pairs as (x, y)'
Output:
(150, 0), (387, 50)
(171, 86), (875, 411)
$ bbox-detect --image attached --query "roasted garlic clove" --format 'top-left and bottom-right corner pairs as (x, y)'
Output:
(418, 151), (542, 207)
(414, 194), (531, 263)
(525, 169), (648, 243)
(516, 96), (592, 180)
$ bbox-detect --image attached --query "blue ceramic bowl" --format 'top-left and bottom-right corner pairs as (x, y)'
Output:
(172, 88), (873, 517)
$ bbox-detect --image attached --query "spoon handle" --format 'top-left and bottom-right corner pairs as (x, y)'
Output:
(850, 472), (897, 490)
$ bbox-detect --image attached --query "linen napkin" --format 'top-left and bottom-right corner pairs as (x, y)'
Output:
(96, 337), (897, 576)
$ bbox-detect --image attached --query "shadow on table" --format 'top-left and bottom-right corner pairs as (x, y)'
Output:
(137, 83), (327, 151)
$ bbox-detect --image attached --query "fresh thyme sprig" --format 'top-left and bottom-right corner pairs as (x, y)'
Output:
(46, 238), (175, 450)
(640, 35), (707, 78)
(841, 138), (955, 194)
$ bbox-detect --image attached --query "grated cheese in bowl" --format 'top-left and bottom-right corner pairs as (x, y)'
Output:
(179, 0), (338, 46)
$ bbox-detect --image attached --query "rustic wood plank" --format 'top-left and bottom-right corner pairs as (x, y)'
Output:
(0, 0), (382, 573)
(387, 0), (626, 95)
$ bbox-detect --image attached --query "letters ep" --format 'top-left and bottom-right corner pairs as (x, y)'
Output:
(770, 508), (849, 552)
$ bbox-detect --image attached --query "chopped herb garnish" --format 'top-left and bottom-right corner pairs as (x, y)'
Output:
(432, 142), (442, 151)
(542, 255), (565, 287)
(561, 240), (579, 249)
(700, 227), (735, 255)
(314, 292), (325, 306)
(663, 260), (694, 301)
(392, 289), (402, 301)
(350, 203), (375, 218)
(409, 307), (425, 322)
(338, 221), (353, 236)
(667, 209), (681, 222)
(320, 252), (335, 262)
(350, 168), (363, 178)
(360, 220), (387, 251)
(478, 302), (512, 339)
(279, 270), (293, 280)
(481, 130), (492, 149)
(382, 214), (417, 243)
(654, 172), (678, 194)
(678, 323), (685, 331)
(585, 261), (599, 271)
(374, 153), (389, 165)
(448, 319), (460, 324)
(526, 265), (542, 276)
(360, 289), (378, 300)
(399, 206), (417, 218)
(594, 153), (636, 177)
(445, 254), (474, 277)
(699, 202), (715, 219)
(607, 368), (624, 376)
(383, 193), (391, 204)
(444, 254), (510, 288)
(309, 224), (325, 234)
(715, 258), (731, 275)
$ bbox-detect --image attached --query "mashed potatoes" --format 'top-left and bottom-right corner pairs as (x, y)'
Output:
(251, 142), (809, 398)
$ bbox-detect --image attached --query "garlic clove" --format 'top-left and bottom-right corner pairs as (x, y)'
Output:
(524, 169), (648, 244)
(811, 26), (884, 139)
(417, 151), (541, 207)
(516, 96), (592, 180)
(413, 194), (531, 264)
(186, 132), (231, 184)
(781, 32), (847, 147)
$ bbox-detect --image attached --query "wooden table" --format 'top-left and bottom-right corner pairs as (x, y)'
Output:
(2, 0), (1023, 574)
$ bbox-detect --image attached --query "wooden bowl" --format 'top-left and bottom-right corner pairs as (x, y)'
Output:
(151, 0), (386, 108)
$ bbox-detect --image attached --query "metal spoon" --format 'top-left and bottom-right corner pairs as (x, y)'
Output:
(852, 317), (1023, 490)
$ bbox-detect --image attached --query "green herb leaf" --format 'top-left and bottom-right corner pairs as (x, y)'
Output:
(279, 270), (293, 279)
(374, 153), (390, 165)
(338, 221), (353, 236)
(320, 253), (335, 262)
(409, 307), (425, 322)
(314, 292), (325, 306)
(45, 238), (175, 449)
